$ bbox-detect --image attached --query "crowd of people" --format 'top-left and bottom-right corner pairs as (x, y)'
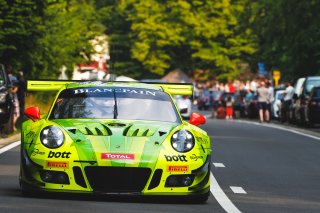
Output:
(194, 79), (291, 123)
(5, 66), (26, 132)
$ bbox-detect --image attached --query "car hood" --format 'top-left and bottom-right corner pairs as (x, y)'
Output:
(52, 119), (180, 166)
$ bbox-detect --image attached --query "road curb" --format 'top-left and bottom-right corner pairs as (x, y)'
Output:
(0, 133), (21, 149)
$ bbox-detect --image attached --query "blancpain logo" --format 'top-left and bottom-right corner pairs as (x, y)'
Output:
(101, 153), (135, 160)
(74, 88), (156, 96)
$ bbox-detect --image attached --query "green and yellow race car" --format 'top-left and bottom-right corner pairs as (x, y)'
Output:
(19, 81), (211, 202)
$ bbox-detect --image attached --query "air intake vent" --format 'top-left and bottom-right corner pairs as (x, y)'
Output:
(123, 125), (155, 137)
(76, 124), (112, 136)
(108, 123), (127, 127)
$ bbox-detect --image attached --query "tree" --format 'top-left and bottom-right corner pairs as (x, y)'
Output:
(0, 0), (104, 79)
(251, 0), (320, 79)
(97, 0), (257, 80)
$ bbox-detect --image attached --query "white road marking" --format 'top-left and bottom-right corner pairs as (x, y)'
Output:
(0, 141), (21, 155)
(234, 120), (320, 141)
(230, 186), (247, 194)
(213, 162), (226, 168)
(1, 139), (242, 212)
(210, 172), (242, 213)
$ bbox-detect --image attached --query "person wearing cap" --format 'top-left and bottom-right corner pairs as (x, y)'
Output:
(257, 81), (270, 123)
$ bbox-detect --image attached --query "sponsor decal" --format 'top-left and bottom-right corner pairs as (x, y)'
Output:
(31, 149), (45, 156)
(46, 161), (69, 169)
(48, 151), (71, 159)
(73, 88), (156, 96)
(165, 154), (188, 162)
(196, 136), (208, 144)
(101, 153), (135, 160)
(167, 165), (189, 172)
(190, 154), (204, 161)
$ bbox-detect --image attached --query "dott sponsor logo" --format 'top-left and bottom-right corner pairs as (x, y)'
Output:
(167, 165), (189, 172)
(165, 155), (188, 162)
(101, 153), (135, 160)
(190, 154), (204, 161)
(48, 151), (71, 159)
(46, 161), (69, 169)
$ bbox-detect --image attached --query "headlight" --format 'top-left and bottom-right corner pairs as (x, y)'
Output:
(40, 126), (64, 148)
(0, 92), (7, 103)
(171, 130), (195, 152)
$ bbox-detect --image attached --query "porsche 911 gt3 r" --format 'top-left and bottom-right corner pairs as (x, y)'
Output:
(20, 81), (211, 202)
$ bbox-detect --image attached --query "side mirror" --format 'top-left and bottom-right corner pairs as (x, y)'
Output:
(189, 112), (206, 126)
(24, 107), (41, 122)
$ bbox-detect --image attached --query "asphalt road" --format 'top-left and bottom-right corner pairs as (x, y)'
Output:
(1, 118), (320, 212)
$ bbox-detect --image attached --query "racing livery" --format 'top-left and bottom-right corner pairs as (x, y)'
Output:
(20, 81), (211, 202)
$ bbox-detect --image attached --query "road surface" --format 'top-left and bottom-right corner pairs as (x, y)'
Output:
(0, 119), (320, 212)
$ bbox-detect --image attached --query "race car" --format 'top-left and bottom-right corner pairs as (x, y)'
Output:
(19, 80), (211, 202)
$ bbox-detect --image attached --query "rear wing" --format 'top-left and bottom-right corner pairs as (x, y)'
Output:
(153, 83), (193, 96)
(27, 80), (193, 96)
(27, 80), (74, 91)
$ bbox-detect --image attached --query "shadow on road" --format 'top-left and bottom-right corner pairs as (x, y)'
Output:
(7, 187), (208, 205)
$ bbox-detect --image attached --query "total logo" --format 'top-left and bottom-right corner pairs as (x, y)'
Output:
(101, 153), (135, 160)
(48, 151), (71, 159)
(165, 155), (188, 162)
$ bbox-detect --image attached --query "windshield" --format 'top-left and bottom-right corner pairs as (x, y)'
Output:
(49, 87), (180, 123)
(305, 79), (320, 95)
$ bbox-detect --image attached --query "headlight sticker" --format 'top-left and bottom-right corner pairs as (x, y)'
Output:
(40, 126), (65, 148)
(171, 130), (195, 153)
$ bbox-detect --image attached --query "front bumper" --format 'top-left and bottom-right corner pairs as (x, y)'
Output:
(21, 149), (211, 196)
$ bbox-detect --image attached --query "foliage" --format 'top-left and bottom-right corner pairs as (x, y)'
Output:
(251, 0), (320, 80)
(2, 0), (319, 81)
(0, 0), (104, 79)
(97, 0), (257, 80)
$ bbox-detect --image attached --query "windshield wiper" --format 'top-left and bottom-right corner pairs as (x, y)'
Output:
(113, 89), (118, 119)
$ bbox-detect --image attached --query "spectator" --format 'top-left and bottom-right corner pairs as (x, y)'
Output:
(228, 81), (235, 93)
(233, 92), (243, 119)
(226, 95), (233, 119)
(282, 81), (294, 122)
(257, 81), (269, 123)
(5, 65), (17, 85)
(11, 82), (19, 131)
(266, 81), (274, 118)
(17, 71), (26, 122)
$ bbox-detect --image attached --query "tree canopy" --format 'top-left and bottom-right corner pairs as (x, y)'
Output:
(1, 0), (319, 81)
(97, 0), (256, 80)
(0, 0), (104, 79)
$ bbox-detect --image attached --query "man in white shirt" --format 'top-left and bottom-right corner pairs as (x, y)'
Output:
(283, 81), (294, 122)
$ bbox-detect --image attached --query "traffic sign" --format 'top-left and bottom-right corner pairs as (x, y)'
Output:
(273, 70), (281, 87)
(258, 63), (266, 77)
